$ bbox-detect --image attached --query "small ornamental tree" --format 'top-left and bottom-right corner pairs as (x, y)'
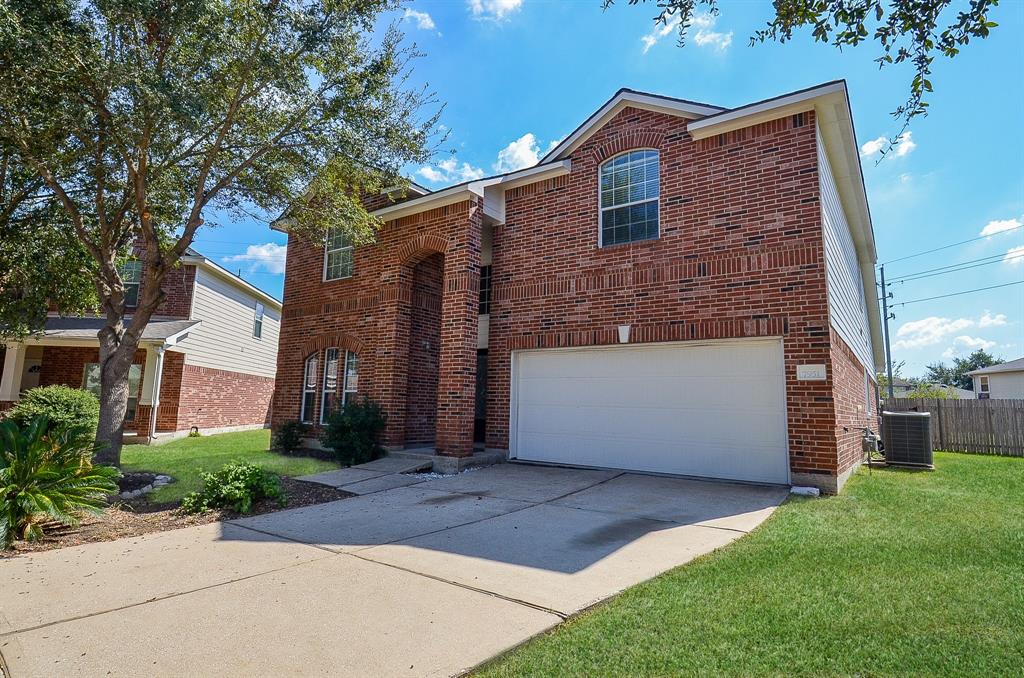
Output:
(0, 0), (439, 465)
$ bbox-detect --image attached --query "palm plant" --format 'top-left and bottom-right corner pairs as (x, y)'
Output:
(0, 416), (120, 548)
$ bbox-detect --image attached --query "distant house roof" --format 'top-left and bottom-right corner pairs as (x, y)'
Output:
(967, 357), (1024, 376)
(39, 317), (200, 345)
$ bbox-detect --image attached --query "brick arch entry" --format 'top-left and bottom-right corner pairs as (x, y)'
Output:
(297, 332), (366, 359)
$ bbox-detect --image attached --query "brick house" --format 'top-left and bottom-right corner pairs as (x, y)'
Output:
(0, 250), (281, 441)
(271, 80), (883, 493)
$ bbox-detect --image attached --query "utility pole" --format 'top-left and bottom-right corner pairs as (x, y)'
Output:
(880, 264), (895, 399)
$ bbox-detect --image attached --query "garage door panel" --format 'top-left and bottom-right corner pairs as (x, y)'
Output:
(513, 341), (789, 485)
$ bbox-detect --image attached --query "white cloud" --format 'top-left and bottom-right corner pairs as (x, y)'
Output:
(224, 242), (287, 275)
(403, 8), (436, 31)
(494, 133), (541, 173)
(416, 157), (485, 185)
(641, 14), (681, 54)
(980, 217), (1022, 236)
(892, 131), (916, 156)
(893, 316), (973, 350)
(860, 132), (915, 158)
(979, 311), (1008, 327)
(954, 335), (997, 350)
(468, 0), (522, 22)
(691, 13), (732, 51)
(1004, 245), (1024, 264)
(641, 12), (731, 54)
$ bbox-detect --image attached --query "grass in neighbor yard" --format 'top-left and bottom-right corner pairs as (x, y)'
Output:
(121, 429), (337, 503)
(478, 452), (1024, 678)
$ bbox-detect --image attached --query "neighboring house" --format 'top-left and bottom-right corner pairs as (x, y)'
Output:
(968, 358), (1024, 399)
(0, 249), (282, 441)
(889, 378), (975, 399)
(271, 80), (884, 494)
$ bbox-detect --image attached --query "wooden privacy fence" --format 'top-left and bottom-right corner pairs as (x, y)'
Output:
(883, 398), (1024, 457)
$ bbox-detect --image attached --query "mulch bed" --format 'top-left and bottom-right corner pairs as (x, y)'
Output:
(1, 477), (352, 557)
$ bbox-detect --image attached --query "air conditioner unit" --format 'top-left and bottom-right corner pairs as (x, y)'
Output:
(881, 411), (934, 469)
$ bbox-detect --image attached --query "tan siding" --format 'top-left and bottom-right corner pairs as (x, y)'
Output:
(179, 268), (280, 378)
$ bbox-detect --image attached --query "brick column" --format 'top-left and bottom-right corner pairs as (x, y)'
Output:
(377, 267), (413, 449)
(435, 199), (483, 457)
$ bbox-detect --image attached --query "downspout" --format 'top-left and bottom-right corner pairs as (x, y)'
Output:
(148, 346), (166, 441)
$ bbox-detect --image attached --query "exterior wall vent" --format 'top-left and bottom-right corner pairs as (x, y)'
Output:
(881, 411), (934, 468)
(792, 112), (805, 128)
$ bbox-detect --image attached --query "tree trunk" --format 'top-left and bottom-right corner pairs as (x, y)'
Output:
(93, 330), (139, 466)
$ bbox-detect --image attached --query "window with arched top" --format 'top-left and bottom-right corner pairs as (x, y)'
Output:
(599, 149), (660, 246)
(300, 353), (319, 423)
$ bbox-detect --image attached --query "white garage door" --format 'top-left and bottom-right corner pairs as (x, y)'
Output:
(511, 340), (790, 484)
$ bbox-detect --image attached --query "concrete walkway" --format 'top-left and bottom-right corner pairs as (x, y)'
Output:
(0, 464), (788, 677)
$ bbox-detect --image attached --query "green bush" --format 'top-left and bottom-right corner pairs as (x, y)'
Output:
(180, 462), (283, 515)
(7, 385), (100, 435)
(319, 397), (387, 466)
(273, 420), (308, 454)
(0, 416), (120, 548)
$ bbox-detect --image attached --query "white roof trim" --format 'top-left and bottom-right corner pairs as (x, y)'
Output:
(370, 160), (572, 222)
(542, 90), (725, 163)
(181, 255), (282, 310)
(380, 183), (431, 197)
(161, 321), (201, 348)
(687, 81), (846, 137)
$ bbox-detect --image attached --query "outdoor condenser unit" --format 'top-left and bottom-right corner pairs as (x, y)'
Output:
(881, 411), (934, 469)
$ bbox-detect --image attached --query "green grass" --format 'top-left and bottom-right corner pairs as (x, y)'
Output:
(121, 429), (337, 503)
(479, 453), (1024, 677)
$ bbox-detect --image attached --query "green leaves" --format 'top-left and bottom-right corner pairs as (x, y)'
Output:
(0, 416), (120, 548)
(179, 461), (283, 514)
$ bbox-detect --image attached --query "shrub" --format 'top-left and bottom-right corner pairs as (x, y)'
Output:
(7, 385), (100, 435)
(180, 462), (283, 515)
(319, 397), (387, 466)
(273, 420), (308, 454)
(0, 416), (120, 548)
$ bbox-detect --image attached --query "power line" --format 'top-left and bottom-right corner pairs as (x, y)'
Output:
(891, 251), (1024, 283)
(879, 223), (1022, 266)
(894, 280), (1024, 307)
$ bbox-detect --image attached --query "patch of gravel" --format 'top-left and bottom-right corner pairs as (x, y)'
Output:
(1, 477), (352, 556)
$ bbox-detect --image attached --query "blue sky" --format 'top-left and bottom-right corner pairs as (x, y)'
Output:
(195, 0), (1024, 378)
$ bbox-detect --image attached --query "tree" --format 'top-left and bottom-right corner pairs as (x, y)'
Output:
(603, 0), (1000, 154)
(907, 383), (957, 399)
(924, 349), (1001, 390)
(0, 0), (438, 465)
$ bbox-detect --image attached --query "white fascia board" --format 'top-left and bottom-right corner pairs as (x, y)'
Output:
(370, 183), (484, 221)
(686, 81), (846, 139)
(162, 321), (201, 348)
(181, 255), (283, 310)
(380, 183), (431, 197)
(477, 159), (572, 191)
(543, 92), (723, 163)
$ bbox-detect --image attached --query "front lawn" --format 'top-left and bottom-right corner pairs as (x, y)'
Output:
(479, 452), (1024, 677)
(121, 429), (337, 503)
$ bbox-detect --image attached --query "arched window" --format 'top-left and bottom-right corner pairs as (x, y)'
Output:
(314, 349), (360, 424)
(300, 353), (319, 423)
(599, 149), (660, 246)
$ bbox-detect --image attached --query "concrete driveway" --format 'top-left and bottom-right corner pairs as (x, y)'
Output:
(0, 464), (788, 677)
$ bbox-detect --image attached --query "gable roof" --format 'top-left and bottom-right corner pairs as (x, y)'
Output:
(181, 249), (282, 310)
(541, 88), (726, 163)
(968, 357), (1024, 376)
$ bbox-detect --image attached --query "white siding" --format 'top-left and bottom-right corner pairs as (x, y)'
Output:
(178, 268), (281, 378)
(977, 373), (1024, 399)
(818, 126), (874, 371)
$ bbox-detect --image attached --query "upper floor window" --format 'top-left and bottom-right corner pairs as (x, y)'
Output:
(120, 260), (143, 306)
(253, 302), (265, 339)
(599, 149), (659, 246)
(979, 376), (990, 393)
(324, 228), (353, 281)
(478, 265), (492, 315)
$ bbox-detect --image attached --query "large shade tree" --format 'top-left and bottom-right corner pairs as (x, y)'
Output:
(0, 0), (438, 464)
(604, 0), (1000, 154)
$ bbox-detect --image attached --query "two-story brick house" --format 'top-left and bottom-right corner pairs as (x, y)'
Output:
(271, 80), (883, 493)
(0, 249), (282, 441)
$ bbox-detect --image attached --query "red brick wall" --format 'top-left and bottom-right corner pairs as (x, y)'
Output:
(272, 198), (482, 455)
(174, 363), (274, 430)
(830, 328), (879, 478)
(405, 253), (443, 444)
(487, 106), (838, 478)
